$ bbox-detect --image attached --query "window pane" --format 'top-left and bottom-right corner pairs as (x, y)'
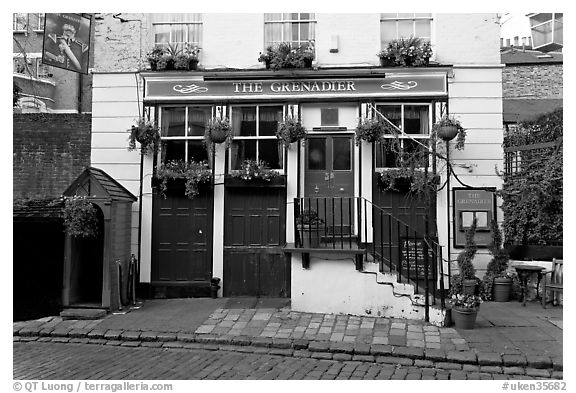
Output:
(187, 106), (211, 136)
(377, 105), (402, 129)
(414, 13), (432, 18)
(415, 19), (431, 39)
(397, 20), (414, 38)
(14, 13), (27, 30)
(321, 108), (338, 126)
(188, 24), (201, 45)
(530, 13), (552, 26)
(300, 23), (309, 42)
(232, 107), (257, 137)
(380, 21), (396, 44)
(162, 140), (185, 163)
(307, 138), (326, 170)
(259, 106), (283, 136)
(38, 14), (45, 30)
(332, 138), (351, 170)
(375, 140), (398, 168)
(398, 13), (415, 18)
(381, 13), (398, 19)
(171, 25), (186, 44)
(532, 21), (553, 47)
(403, 139), (428, 166)
(230, 140), (257, 169)
(300, 13), (311, 20)
(187, 140), (208, 163)
(292, 22), (300, 42)
(264, 13), (282, 21)
(404, 105), (429, 134)
(161, 107), (186, 137)
(154, 25), (170, 44)
(259, 140), (282, 169)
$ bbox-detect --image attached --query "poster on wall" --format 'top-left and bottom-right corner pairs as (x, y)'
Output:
(453, 188), (496, 248)
(42, 13), (91, 74)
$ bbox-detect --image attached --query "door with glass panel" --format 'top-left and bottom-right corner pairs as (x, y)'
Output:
(304, 134), (354, 234)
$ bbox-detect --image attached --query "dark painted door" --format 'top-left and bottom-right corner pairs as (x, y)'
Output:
(151, 185), (213, 285)
(305, 134), (354, 231)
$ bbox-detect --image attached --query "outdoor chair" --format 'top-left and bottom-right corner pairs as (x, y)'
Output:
(542, 258), (563, 308)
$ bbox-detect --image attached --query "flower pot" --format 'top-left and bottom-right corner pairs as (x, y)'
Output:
(298, 225), (325, 248)
(380, 57), (395, 67)
(493, 277), (513, 302)
(208, 128), (228, 144)
(462, 279), (477, 295)
(452, 307), (479, 330)
(436, 125), (459, 141)
(188, 59), (198, 70)
(265, 59), (271, 69)
(303, 58), (313, 68)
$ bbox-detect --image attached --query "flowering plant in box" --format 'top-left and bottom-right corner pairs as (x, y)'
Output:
(229, 160), (280, 181)
(449, 293), (483, 310)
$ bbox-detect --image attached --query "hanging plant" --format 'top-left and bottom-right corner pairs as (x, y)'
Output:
(354, 117), (391, 145)
(229, 160), (280, 181)
(154, 160), (212, 199)
(62, 196), (98, 238)
(377, 168), (439, 194)
(432, 115), (466, 150)
(204, 117), (233, 146)
(128, 118), (161, 155)
(276, 116), (306, 148)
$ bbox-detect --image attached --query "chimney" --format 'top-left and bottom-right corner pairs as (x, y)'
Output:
(514, 36), (519, 47)
(506, 38), (511, 47)
(528, 36), (532, 48)
(500, 37), (504, 48)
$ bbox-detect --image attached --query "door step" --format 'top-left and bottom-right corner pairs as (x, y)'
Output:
(60, 308), (107, 320)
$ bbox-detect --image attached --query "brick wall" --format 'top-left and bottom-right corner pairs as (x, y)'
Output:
(503, 64), (563, 99)
(13, 113), (92, 199)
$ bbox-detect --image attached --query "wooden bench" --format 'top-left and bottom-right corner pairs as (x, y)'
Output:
(542, 258), (563, 308)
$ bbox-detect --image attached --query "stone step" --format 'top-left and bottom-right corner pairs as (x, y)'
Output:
(60, 308), (107, 320)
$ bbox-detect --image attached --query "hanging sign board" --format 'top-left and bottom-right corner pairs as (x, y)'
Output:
(453, 188), (496, 248)
(143, 74), (447, 101)
(42, 13), (91, 74)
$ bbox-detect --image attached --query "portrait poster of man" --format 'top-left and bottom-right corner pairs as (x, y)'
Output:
(42, 13), (91, 74)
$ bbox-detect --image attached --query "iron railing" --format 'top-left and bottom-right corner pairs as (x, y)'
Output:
(293, 197), (446, 313)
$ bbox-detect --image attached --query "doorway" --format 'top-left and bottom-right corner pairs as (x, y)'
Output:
(304, 134), (355, 233)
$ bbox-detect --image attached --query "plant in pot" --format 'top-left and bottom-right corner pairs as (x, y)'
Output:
(301, 41), (315, 68)
(276, 116), (306, 148)
(210, 277), (221, 299)
(481, 219), (513, 302)
(377, 47), (395, 67)
(258, 45), (274, 69)
(450, 218), (479, 297)
(378, 37), (432, 67)
(145, 47), (166, 71)
(205, 117), (232, 145)
(448, 293), (483, 330)
(432, 115), (466, 150)
(128, 118), (161, 155)
(62, 195), (99, 238)
(355, 117), (390, 145)
(296, 209), (325, 248)
(174, 43), (200, 71)
(229, 159), (280, 182)
(154, 160), (212, 199)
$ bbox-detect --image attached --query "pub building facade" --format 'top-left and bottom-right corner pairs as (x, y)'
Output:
(91, 13), (503, 325)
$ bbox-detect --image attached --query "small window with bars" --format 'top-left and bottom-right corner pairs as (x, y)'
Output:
(380, 13), (432, 48)
(152, 13), (202, 51)
(264, 13), (316, 49)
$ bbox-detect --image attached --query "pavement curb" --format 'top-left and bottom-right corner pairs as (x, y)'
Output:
(13, 328), (562, 377)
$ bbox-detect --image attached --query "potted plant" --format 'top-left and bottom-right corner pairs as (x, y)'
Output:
(227, 159), (284, 187)
(205, 117), (232, 145)
(128, 118), (161, 155)
(154, 160), (212, 199)
(377, 37), (433, 67)
(174, 43), (200, 70)
(296, 209), (325, 248)
(266, 41), (316, 70)
(62, 196), (98, 238)
(276, 116), (306, 148)
(432, 115), (466, 150)
(481, 220), (513, 302)
(301, 41), (315, 68)
(145, 47), (165, 71)
(449, 293), (483, 329)
(210, 277), (221, 299)
(355, 117), (390, 145)
(450, 219), (479, 296)
(258, 45), (274, 69)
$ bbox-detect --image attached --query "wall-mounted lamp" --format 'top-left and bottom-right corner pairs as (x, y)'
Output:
(330, 35), (339, 53)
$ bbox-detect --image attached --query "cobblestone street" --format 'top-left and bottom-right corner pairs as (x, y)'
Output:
(13, 341), (547, 381)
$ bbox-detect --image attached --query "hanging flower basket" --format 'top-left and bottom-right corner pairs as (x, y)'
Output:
(433, 115), (466, 149)
(128, 118), (161, 155)
(205, 117), (232, 144)
(276, 116), (306, 148)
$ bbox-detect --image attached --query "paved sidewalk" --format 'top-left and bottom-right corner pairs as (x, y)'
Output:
(13, 297), (563, 379)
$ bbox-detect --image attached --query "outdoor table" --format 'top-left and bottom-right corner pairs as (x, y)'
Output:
(514, 264), (545, 306)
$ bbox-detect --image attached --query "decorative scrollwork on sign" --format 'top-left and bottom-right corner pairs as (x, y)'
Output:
(172, 84), (209, 94)
(380, 81), (418, 91)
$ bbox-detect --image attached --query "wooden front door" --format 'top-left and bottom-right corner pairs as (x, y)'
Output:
(304, 134), (354, 231)
(151, 185), (213, 286)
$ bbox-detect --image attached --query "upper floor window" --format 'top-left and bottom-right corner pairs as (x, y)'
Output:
(13, 13), (45, 31)
(230, 105), (284, 171)
(374, 103), (431, 168)
(13, 56), (53, 80)
(159, 105), (212, 164)
(380, 13), (432, 47)
(152, 13), (202, 49)
(264, 13), (316, 48)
